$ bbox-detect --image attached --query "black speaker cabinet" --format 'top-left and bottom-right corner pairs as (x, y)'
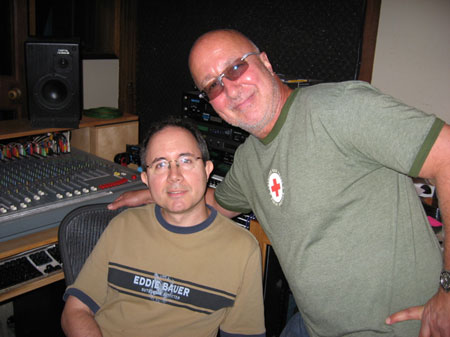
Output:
(25, 41), (81, 128)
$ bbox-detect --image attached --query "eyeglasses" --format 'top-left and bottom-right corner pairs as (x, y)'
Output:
(145, 155), (202, 175)
(199, 52), (260, 101)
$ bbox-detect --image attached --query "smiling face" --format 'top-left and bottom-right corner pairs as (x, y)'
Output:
(189, 30), (284, 138)
(141, 126), (213, 225)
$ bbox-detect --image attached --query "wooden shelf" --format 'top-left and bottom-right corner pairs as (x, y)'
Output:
(0, 112), (138, 141)
(0, 227), (58, 260)
(0, 271), (64, 303)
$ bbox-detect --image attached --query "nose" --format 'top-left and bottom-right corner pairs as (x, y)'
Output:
(167, 162), (183, 182)
(221, 76), (241, 99)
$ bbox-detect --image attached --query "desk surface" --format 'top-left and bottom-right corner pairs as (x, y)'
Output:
(0, 227), (64, 303)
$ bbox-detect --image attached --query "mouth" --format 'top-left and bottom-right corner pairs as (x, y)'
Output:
(230, 91), (255, 111)
(167, 189), (187, 198)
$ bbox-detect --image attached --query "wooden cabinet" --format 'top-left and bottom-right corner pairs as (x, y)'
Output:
(0, 113), (139, 160)
(71, 120), (138, 162)
(249, 220), (271, 274)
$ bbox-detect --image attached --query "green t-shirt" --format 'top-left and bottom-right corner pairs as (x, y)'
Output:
(215, 81), (444, 337)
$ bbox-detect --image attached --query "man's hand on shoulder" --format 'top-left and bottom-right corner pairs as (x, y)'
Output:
(386, 290), (450, 336)
(107, 189), (153, 210)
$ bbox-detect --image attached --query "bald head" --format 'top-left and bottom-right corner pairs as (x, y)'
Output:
(190, 29), (258, 53)
(189, 30), (260, 88)
(188, 29), (292, 139)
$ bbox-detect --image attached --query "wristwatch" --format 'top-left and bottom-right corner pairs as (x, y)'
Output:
(440, 270), (450, 292)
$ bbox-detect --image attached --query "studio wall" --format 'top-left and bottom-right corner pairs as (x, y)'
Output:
(136, 0), (370, 141)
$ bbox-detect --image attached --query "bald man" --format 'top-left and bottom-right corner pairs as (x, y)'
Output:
(110, 29), (450, 337)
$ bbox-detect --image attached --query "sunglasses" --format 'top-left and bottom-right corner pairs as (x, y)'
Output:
(199, 52), (260, 101)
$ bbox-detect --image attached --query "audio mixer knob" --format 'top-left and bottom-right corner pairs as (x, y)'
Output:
(65, 192), (73, 197)
(10, 205), (17, 211)
(82, 188), (89, 193)
(56, 194), (63, 199)
(0, 208), (7, 214)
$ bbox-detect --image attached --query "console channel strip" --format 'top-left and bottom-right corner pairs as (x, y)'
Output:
(0, 147), (145, 241)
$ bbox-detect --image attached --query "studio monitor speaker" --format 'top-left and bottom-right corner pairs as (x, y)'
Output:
(25, 41), (81, 128)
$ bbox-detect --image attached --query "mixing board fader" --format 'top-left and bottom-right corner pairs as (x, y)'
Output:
(0, 148), (145, 241)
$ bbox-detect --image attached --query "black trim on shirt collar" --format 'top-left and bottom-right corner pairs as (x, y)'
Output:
(155, 204), (217, 234)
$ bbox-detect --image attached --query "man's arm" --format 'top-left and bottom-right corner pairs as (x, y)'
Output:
(205, 187), (241, 219)
(219, 244), (266, 336)
(107, 188), (152, 210)
(108, 185), (242, 219)
(387, 124), (450, 336)
(420, 124), (450, 271)
(61, 295), (103, 337)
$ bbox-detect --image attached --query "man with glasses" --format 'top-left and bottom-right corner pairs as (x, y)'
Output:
(61, 118), (266, 337)
(109, 29), (450, 336)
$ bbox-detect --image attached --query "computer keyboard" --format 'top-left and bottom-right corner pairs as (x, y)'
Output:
(0, 243), (62, 292)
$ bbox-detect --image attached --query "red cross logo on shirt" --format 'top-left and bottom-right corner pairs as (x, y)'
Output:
(268, 170), (283, 205)
(271, 178), (281, 197)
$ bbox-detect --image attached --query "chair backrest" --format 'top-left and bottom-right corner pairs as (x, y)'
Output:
(58, 203), (128, 286)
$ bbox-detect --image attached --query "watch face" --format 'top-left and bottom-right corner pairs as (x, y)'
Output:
(440, 271), (450, 291)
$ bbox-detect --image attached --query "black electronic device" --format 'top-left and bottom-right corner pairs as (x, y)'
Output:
(182, 91), (254, 229)
(114, 144), (142, 167)
(182, 92), (249, 151)
(182, 91), (249, 178)
(25, 40), (82, 128)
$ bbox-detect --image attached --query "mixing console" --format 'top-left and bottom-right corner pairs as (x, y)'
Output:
(0, 147), (145, 241)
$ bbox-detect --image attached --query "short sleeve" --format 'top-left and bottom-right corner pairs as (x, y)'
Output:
(310, 82), (442, 175)
(219, 243), (265, 336)
(63, 219), (116, 312)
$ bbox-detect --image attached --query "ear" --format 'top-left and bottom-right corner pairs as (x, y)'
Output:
(204, 160), (214, 180)
(258, 52), (274, 73)
(140, 171), (149, 188)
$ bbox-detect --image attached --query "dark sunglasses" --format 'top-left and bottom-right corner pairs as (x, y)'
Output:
(199, 52), (260, 101)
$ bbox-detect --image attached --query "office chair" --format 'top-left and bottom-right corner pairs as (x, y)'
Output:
(58, 203), (128, 286)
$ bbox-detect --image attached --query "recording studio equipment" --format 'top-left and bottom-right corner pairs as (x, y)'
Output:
(25, 40), (82, 128)
(278, 75), (323, 89)
(114, 144), (142, 167)
(0, 146), (145, 242)
(182, 91), (249, 178)
(182, 91), (254, 229)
